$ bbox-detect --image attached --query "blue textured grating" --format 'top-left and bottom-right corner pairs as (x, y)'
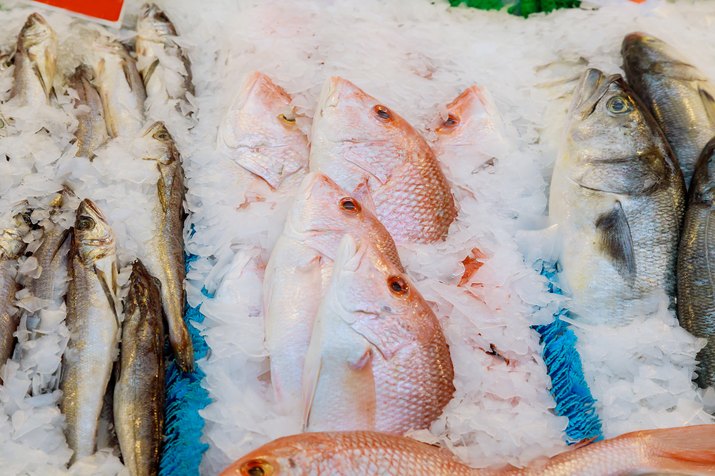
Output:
(532, 261), (603, 444)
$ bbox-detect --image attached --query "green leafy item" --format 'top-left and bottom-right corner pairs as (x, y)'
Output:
(449, 0), (581, 17)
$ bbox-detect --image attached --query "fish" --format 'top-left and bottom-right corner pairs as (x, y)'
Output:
(302, 234), (453, 434)
(10, 13), (57, 106)
(264, 172), (402, 407)
(217, 71), (309, 190)
(114, 260), (164, 476)
(220, 425), (715, 476)
(309, 77), (456, 243)
(140, 121), (193, 372)
(91, 33), (147, 137)
(0, 213), (30, 379)
(622, 32), (715, 187)
(136, 3), (194, 114)
(60, 199), (120, 463)
(69, 65), (109, 160)
(549, 68), (686, 324)
(677, 137), (715, 388)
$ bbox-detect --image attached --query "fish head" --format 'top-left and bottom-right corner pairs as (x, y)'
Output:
(144, 121), (179, 165)
(17, 13), (57, 99)
(126, 259), (162, 314)
(138, 3), (178, 39)
(72, 199), (115, 265)
(621, 32), (687, 79)
(218, 72), (308, 189)
(221, 434), (323, 475)
(311, 76), (422, 190)
(563, 69), (672, 194)
(691, 138), (715, 204)
(434, 85), (493, 139)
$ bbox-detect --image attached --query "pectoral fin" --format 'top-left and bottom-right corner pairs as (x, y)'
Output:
(699, 84), (715, 127)
(595, 201), (636, 281)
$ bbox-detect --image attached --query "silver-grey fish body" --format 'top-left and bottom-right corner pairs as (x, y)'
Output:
(622, 32), (715, 187)
(69, 65), (109, 160)
(60, 200), (119, 463)
(549, 69), (686, 324)
(0, 227), (26, 377)
(677, 138), (715, 388)
(10, 13), (57, 106)
(114, 260), (164, 476)
(141, 122), (192, 372)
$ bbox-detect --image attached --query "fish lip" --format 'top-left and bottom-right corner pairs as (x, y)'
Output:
(320, 76), (348, 111)
(78, 198), (106, 220)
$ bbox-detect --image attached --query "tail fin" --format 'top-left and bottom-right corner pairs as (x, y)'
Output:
(630, 425), (715, 474)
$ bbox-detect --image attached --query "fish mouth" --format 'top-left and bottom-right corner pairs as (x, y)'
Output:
(319, 76), (358, 111)
(20, 13), (54, 47)
(78, 198), (106, 220)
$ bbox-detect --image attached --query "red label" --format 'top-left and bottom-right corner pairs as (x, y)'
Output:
(31, 0), (125, 22)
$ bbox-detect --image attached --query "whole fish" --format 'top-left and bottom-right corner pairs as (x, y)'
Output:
(549, 69), (685, 324)
(140, 122), (193, 372)
(622, 33), (715, 186)
(0, 214), (29, 378)
(60, 199), (120, 462)
(309, 77), (456, 243)
(677, 137), (715, 388)
(218, 71), (309, 190)
(135, 3), (194, 114)
(264, 172), (401, 407)
(69, 65), (109, 160)
(91, 34), (146, 137)
(114, 260), (164, 476)
(220, 425), (715, 476)
(302, 234), (453, 434)
(10, 13), (57, 106)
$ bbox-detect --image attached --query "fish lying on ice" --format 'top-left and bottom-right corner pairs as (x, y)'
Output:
(114, 260), (164, 476)
(309, 76), (456, 243)
(677, 137), (715, 389)
(136, 3), (194, 117)
(549, 68), (685, 324)
(140, 121), (193, 372)
(302, 234), (454, 434)
(221, 425), (715, 476)
(60, 199), (120, 463)
(69, 65), (109, 160)
(264, 173), (401, 407)
(622, 32), (715, 187)
(10, 13), (57, 107)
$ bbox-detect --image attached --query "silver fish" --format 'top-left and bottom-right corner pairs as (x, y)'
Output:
(136, 3), (194, 113)
(92, 34), (146, 137)
(10, 13), (57, 106)
(114, 260), (164, 476)
(69, 65), (109, 160)
(141, 122), (192, 372)
(677, 137), (715, 388)
(549, 69), (686, 324)
(622, 32), (715, 187)
(60, 199), (120, 462)
(0, 213), (29, 380)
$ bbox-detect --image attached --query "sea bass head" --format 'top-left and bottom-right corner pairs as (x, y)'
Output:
(285, 173), (402, 269)
(0, 210), (30, 259)
(621, 33), (702, 81)
(72, 199), (115, 265)
(138, 3), (178, 39)
(144, 121), (180, 165)
(690, 137), (715, 205)
(563, 68), (679, 195)
(14, 13), (57, 101)
(218, 71), (308, 189)
(310, 77), (456, 243)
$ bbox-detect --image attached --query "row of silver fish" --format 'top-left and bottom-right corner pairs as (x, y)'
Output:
(0, 4), (192, 475)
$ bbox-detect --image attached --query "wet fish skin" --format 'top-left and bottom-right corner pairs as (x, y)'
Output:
(622, 32), (715, 187)
(10, 13), (57, 106)
(0, 216), (29, 379)
(677, 137), (715, 388)
(114, 260), (164, 476)
(69, 65), (109, 160)
(136, 3), (194, 107)
(309, 77), (456, 243)
(302, 234), (453, 434)
(221, 425), (715, 476)
(141, 122), (193, 372)
(60, 199), (120, 463)
(264, 173), (402, 406)
(549, 69), (685, 324)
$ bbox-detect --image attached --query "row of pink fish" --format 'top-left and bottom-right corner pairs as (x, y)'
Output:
(213, 72), (715, 475)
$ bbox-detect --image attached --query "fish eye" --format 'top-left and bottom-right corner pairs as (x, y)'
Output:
(153, 129), (171, 141)
(373, 105), (392, 121)
(387, 275), (409, 296)
(442, 114), (459, 128)
(77, 215), (95, 231)
(606, 95), (632, 115)
(240, 459), (274, 476)
(278, 113), (296, 125)
(339, 197), (361, 214)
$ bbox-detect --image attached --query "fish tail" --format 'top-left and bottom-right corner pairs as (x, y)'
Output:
(639, 425), (715, 474)
(170, 323), (194, 373)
